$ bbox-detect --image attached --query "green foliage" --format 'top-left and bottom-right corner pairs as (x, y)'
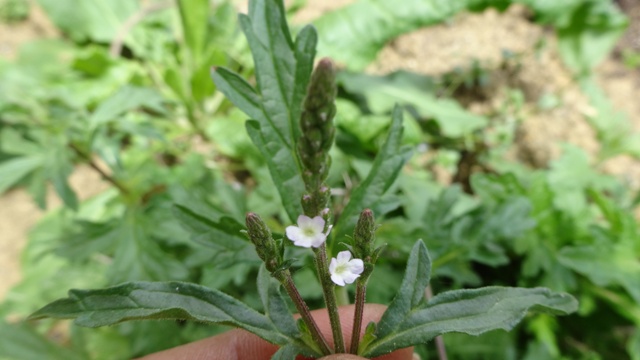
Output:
(332, 106), (412, 242)
(28, 281), (295, 346)
(314, 0), (627, 75)
(0, 0), (28, 23)
(1, 0), (636, 358)
(211, 0), (320, 221)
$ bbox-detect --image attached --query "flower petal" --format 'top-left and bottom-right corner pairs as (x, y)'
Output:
(336, 251), (352, 263)
(309, 216), (325, 232)
(348, 259), (365, 275)
(310, 234), (327, 248)
(293, 236), (313, 248)
(296, 215), (312, 226)
(331, 273), (346, 286)
(285, 225), (302, 242)
(341, 271), (360, 285)
(329, 258), (338, 273)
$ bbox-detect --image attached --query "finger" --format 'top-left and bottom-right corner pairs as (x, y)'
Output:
(136, 328), (277, 360)
(138, 304), (413, 360)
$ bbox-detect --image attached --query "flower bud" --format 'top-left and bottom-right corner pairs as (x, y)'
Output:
(245, 212), (281, 273)
(353, 209), (376, 259)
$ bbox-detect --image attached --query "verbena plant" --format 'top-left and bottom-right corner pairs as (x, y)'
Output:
(29, 0), (578, 358)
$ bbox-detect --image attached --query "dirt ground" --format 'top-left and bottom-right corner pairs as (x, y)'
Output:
(1, 0), (639, 300)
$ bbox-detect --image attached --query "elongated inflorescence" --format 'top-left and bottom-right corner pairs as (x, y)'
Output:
(298, 58), (337, 217)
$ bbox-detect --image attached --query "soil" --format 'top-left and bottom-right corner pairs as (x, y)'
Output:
(1, 0), (639, 300)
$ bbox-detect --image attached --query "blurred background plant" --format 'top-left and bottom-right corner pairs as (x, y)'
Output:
(1, 0), (639, 359)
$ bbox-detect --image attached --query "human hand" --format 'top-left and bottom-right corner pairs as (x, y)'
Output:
(138, 304), (414, 360)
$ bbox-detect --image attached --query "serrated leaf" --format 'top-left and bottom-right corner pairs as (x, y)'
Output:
(29, 281), (292, 346)
(211, 67), (264, 122)
(333, 105), (412, 240)
(338, 71), (487, 137)
(558, 244), (640, 303)
(108, 210), (189, 284)
(315, 0), (470, 70)
(89, 85), (165, 126)
(172, 204), (248, 251)
(556, 1), (627, 75)
(245, 120), (305, 221)
(375, 240), (431, 340)
(211, 0), (317, 222)
(0, 321), (84, 360)
(364, 287), (578, 357)
(0, 128), (41, 155)
(0, 155), (43, 194)
(36, 0), (138, 43)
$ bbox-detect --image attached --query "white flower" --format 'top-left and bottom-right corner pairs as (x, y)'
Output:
(285, 215), (331, 248)
(329, 251), (364, 286)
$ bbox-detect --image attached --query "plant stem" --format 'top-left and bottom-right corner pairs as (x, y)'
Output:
(68, 143), (130, 196)
(426, 285), (448, 360)
(335, 286), (349, 306)
(279, 271), (333, 355)
(349, 280), (366, 354)
(314, 244), (345, 353)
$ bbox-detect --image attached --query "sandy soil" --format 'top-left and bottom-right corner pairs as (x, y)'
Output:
(1, 0), (639, 300)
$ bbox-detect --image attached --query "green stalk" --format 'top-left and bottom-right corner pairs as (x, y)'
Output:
(314, 244), (345, 353)
(278, 271), (333, 355)
(350, 280), (367, 354)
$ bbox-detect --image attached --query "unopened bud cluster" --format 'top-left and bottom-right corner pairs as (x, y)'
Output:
(298, 58), (337, 216)
(245, 212), (282, 274)
(352, 209), (383, 280)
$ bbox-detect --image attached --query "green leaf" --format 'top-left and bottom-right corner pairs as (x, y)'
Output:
(245, 120), (305, 222)
(108, 211), (189, 284)
(172, 204), (248, 251)
(212, 0), (317, 222)
(364, 287), (578, 357)
(333, 105), (412, 240)
(0, 128), (41, 155)
(338, 71), (487, 138)
(315, 0), (626, 73)
(555, 1), (628, 75)
(0, 155), (43, 194)
(211, 67), (264, 123)
(629, 328), (640, 360)
(45, 146), (78, 210)
(29, 281), (292, 346)
(240, 1), (296, 146)
(36, 0), (138, 43)
(177, 0), (208, 62)
(290, 24), (318, 137)
(315, 0), (470, 70)
(558, 244), (640, 303)
(89, 85), (166, 127)
(271, 344), (302, 360)
(0, 321), (84, 360)
(375, 240), (431, 340)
